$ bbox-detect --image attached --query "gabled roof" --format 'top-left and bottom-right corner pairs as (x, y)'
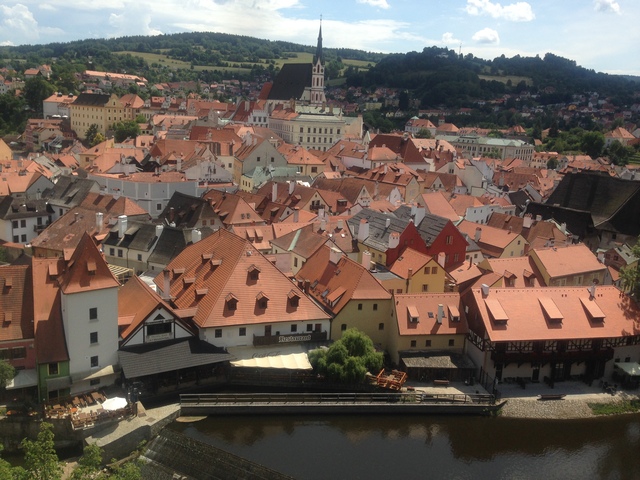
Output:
(270, 226), (328, 259)
(393, 205), (452, 246)
(421, 191), (460, 223)
(394, 293), (468, 336)
(147, 227), (191, 267)
(159, 191), (215, 229)
(348, 208), (411, 252)
(118, 275), (193, 341)
(0, 265), (34, 342)
(389, 248), (434, 279)
(155, 229), (329, 328)
(457, 220), (525, 256)
(295, 245), (391, 315)
(478, 256), (545, 288)
(42, 175), (99, 208)
(466, 285), (640, 342)
(58, 233), (120, 294)
(202, 189), (264, 227)
(32, 257), (69, 363)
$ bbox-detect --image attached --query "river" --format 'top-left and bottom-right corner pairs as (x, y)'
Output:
(169, 413), (640, 480)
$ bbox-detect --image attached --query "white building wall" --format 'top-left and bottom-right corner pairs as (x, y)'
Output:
(61, 287), (119, 390)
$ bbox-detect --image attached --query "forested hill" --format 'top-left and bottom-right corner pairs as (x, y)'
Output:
(346, 47), (638, 108)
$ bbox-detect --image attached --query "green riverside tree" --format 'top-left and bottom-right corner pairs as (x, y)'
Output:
(0, 360), (15, 389)
(620, 239), (640, 299)
(19, 422), (63, 480)
(113, 120), (141, 143)
(309, 328), (383, 383)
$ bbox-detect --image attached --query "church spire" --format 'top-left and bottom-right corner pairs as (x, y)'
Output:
(314, 17), (323, 65)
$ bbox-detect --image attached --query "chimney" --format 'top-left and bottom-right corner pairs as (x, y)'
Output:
(155, 224), (164, 238)
(535, 214), (542, 222)
(385, 217), (391, 229)
(388, 231), (400, 249)
(118, 215), (127, 238)
(474, 227), (482, 242)
(96, 212), (104, 233)
(437, 251), (446, 267)
(168, 207), (176, 226)
(272, 182), (278, 201)
(337, 219), (344, 230)
(437, 304), (445, 324)
(481, 283), (490, 297)
(320, 218), (327, 232)
(522, 214), (533, 229)
(288, 181), (295, 195)
(329, 247), (343, 265)
(192, 229), (201, 243)
(358, 219), (370, 242)
(74, 212), (79, 223)
(162, 269), (171, 301)
(413, 204), (426, 226)
(304, 279), (310, 294)
(361, 250), (372, 269)
(588, 281), (597, 299)
(293, 207), (300, 223)
(319, 207), (326, 220)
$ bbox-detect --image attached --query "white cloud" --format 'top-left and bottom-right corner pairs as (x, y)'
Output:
(441, 32), (461, 45)
(108, 6), (162, 38)
(0, 40), (16, 46)
(472, 27), (500, 44)
(38, 4), (57, 11)
(594, 0), (620, 14)
(0, 4), (40, 43)
(465, 0), (534, 22)
(356, 0), (391, 8)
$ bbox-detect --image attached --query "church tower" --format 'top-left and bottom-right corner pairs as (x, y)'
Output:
(310, 21), (326, 107)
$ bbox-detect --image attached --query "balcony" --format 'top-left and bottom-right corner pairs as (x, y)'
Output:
(253, 331), (327, 347)
(491, 347), (614, 366)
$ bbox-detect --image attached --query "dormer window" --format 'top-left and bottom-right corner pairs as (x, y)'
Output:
(256, 291), (269, 309)
(226, 293), (238, 311)
(248, 264), (260, 281)
(288, 290), (300, 308)
(86, 260), (96, 275)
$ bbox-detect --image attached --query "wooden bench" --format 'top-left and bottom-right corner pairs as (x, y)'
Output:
(433, 379), (450, 387)
(538, 394), (566, 401)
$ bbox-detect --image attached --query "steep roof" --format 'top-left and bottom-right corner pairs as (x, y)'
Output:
(268, 63), (312, 101)
(32, 257), (68, 363)
(155, 229), (329, 328)
(58, 233), (120, 294)
(394, 205), (452, 246)
(0, 265), (34, 342)
(348, 208), (411, 252)
(389, 248), (434, 279)
(295, 245), (391, 315)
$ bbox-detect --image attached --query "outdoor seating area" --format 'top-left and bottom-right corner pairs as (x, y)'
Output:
(375, 369), (407, 390)
(43, 390), (132, 430)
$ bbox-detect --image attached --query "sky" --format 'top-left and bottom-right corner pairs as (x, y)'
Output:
(1, 0), (639, 75)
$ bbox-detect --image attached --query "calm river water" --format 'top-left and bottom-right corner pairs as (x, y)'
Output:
(170, 413), (640, 480)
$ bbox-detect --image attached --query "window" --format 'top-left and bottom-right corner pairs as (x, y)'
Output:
(291, 324), (298, 333)
(448, 339), (455, 347)
(425, 340), (432, 347)
(109, 248), (115, 256)
(13, 236), (18, 243)
(294, 257), (298, 268)
(48, 363), (58, 375)
(341, 323), (347, 331)
(90, 332), (98, 344)
(256, 156), (261, 162)
(215, 329), (222, 338)
(12, 220), (18, 229)
(378, 323), (384, 330)
(147, 323), (171, 336)
(410, 340), (416, 347)
(422, 284), (428, 292)
(358, 303), (363, 310)
(373, 304), (378, 311)
(117, 249), (123, 258)
(239, 327), (246, 336)
(307, 324), (313, 332)
(446, 235), (453, 245)
(20, 220), (26, 228)
(137, 254), (142, 261)
(156, 203), (163, 211)
(396, 289), (402, 294)
(20, 234), (26, 242)
(431, 267), (437, 274)
(90, 356), (99, 368)
(89, 307), (98, 320)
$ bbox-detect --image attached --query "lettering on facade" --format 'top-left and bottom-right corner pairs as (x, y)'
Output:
(278, 334), (312, 343)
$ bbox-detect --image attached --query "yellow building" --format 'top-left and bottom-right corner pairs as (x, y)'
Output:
(381, 249), (447, 294)
(529, 243), (607, 286)
(70, 93), (127, 140)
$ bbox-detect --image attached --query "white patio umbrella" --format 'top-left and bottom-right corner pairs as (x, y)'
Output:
(101, 397), (128, 411)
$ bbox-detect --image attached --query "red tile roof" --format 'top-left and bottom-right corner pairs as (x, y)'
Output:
(156, 228), (329, 328)
(394, 293), (468, 336)
(0, 265), (34, 342)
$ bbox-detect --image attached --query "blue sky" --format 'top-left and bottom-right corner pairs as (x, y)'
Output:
(1, 0), (638, 75)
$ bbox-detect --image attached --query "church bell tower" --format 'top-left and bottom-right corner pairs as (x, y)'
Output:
(310, 20), (326, 107)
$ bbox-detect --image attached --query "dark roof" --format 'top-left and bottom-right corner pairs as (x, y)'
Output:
(118, 337), (232, 378)
(525, 202), (594, 239)
(146, 226), (189, 267)
(72, 93), (112, 106)
(347, 208), (410, 252)
(268, 63), (312, 101)
(508, 190), (534, 215)
(546, 172), (640, 234)
(0, 196), (52, 220)
(394, 205), (450, 245)
(42, 175), (99, 208)
(102, 221), (158, 251)
(159, 191), (210, 229)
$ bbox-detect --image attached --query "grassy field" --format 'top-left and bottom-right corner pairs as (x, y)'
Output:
(114, 50), (375, 77)
(478, 74), (533, 86)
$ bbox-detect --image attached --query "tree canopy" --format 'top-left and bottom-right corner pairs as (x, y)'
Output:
(308, 328), (383, 383)
(0, 360), (15, 389)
